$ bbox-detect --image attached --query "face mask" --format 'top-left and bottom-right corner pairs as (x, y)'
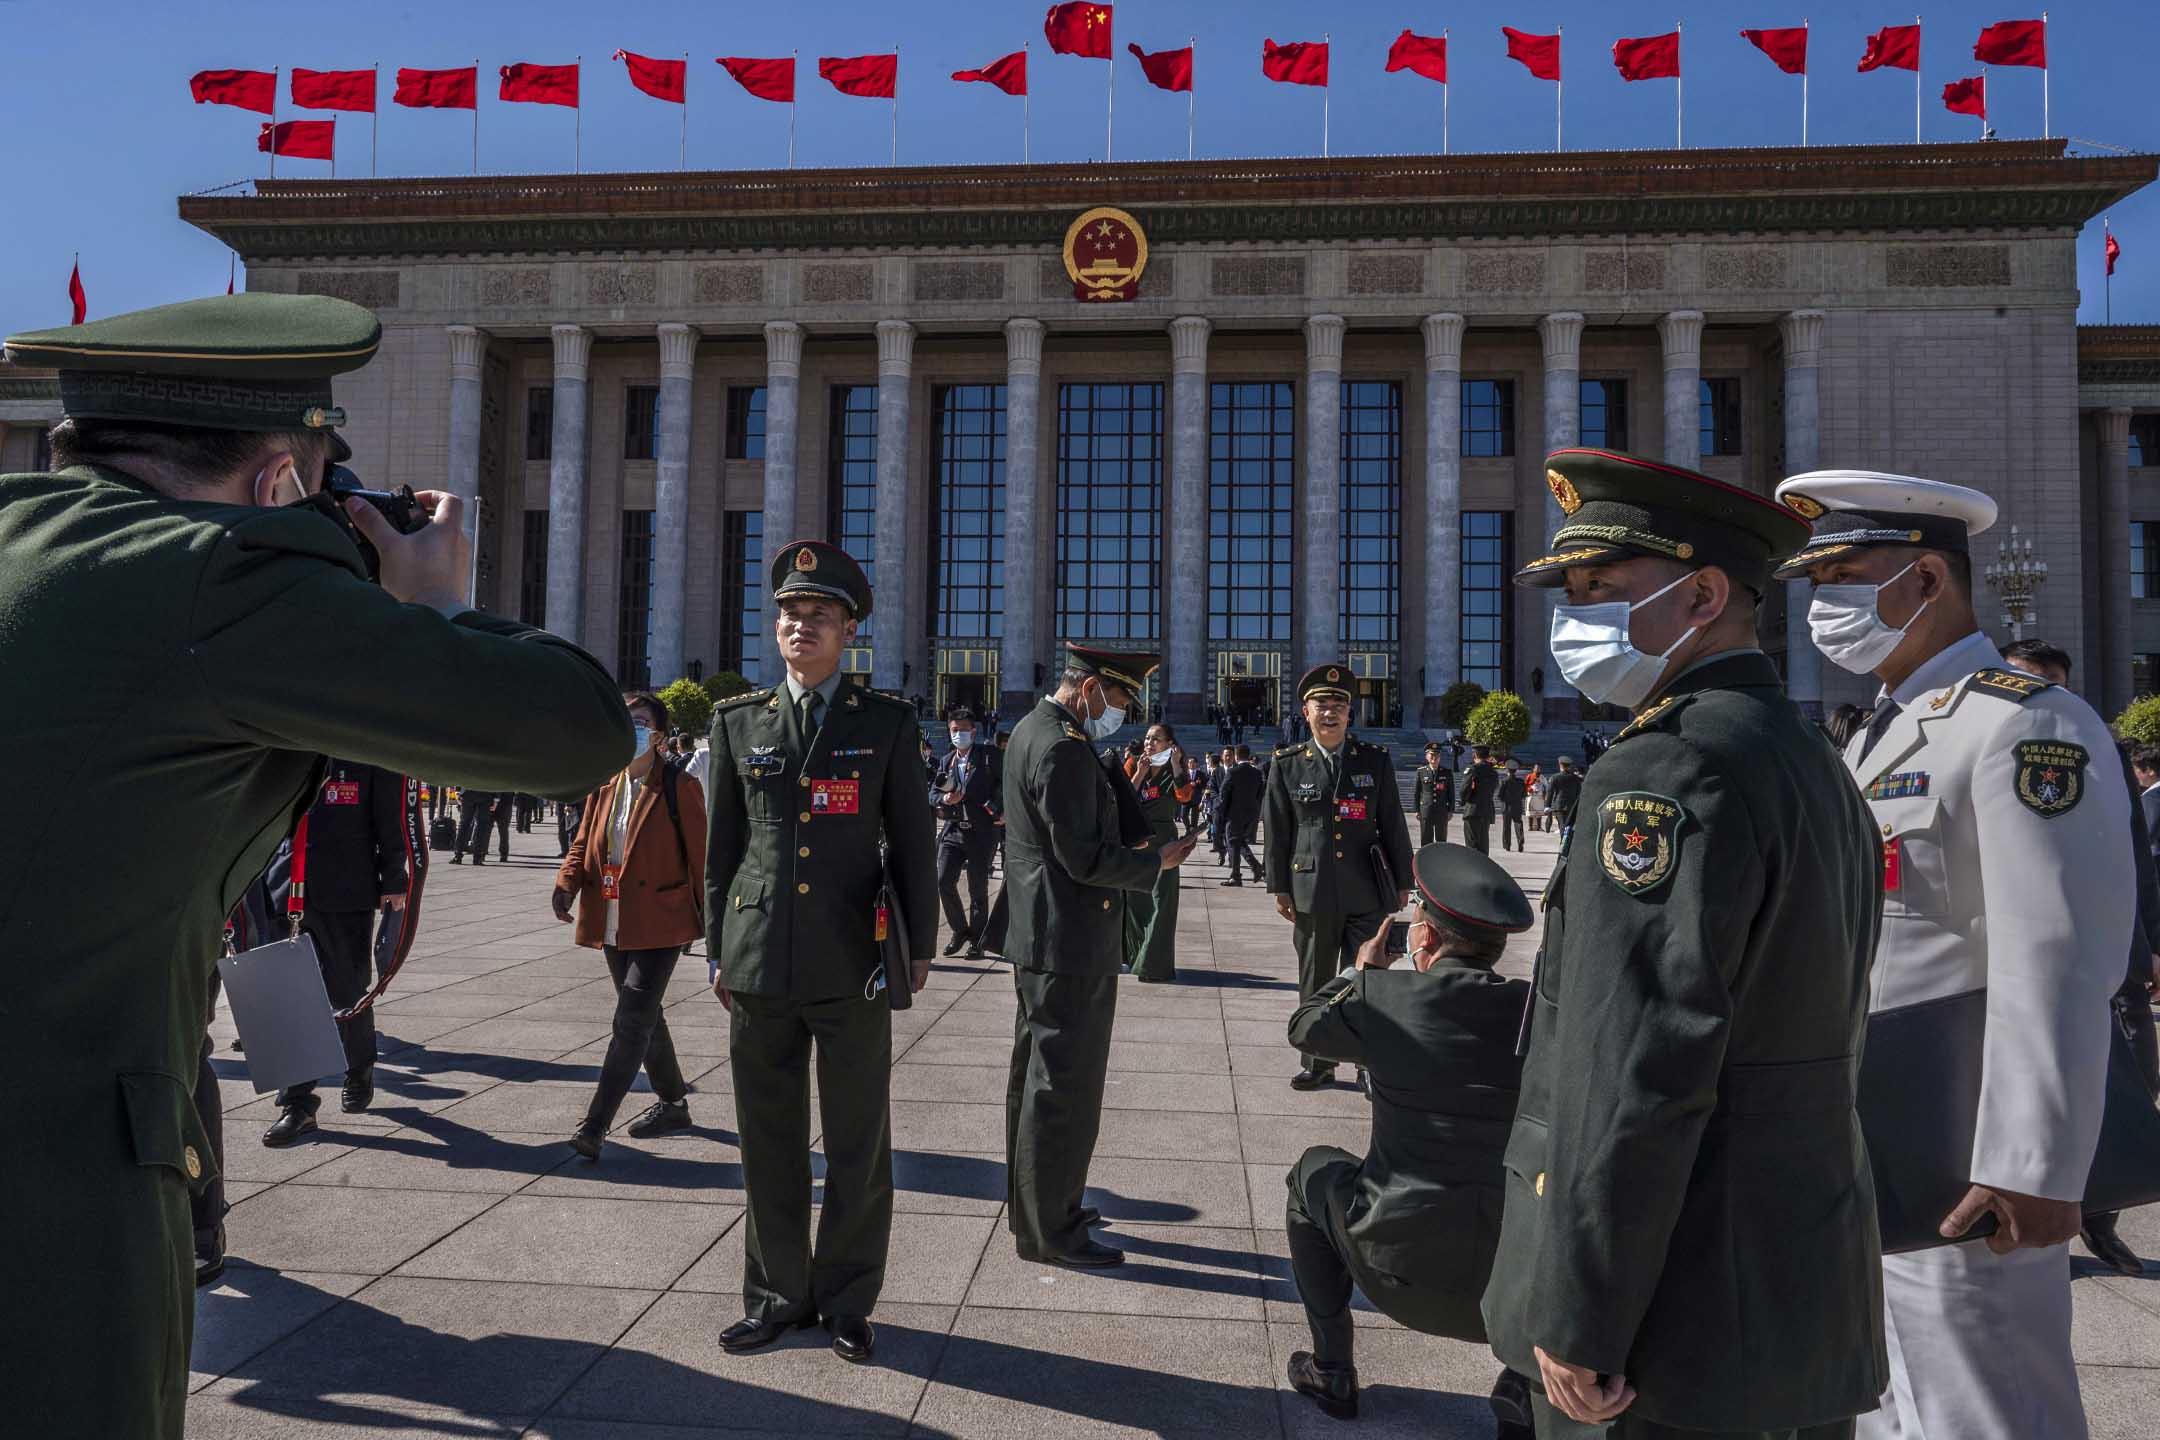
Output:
(1084, 689), (1127, 743)
(1548, 569), (1701, 710)
(950, 731), (974, 750)
(1148, 749), (1172, 768)
(1808, 561), (1930, 675)
(631, 724), (653, 755)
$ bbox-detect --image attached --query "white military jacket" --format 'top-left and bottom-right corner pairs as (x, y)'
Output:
(1847, 629), (2132, 1200)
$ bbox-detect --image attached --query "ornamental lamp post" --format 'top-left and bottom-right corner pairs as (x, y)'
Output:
(1984, 523), (2049, 642)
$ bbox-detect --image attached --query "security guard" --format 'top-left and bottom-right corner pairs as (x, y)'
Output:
(1775, 470), (2132, 1440)
(1484, 449), (1886, 1439)
(1283, 842), (1537, 1434)
(1003, 646), (1197, 1267)
(705, 539), (936, 1364)
(1460, 745), (1501, 854)
(0, 292), (634, 1440)
(1263, 662), (1416, 1090)
(1412, 742), (1456, 845)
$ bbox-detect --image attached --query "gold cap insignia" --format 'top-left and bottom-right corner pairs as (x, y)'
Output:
(1908, 530), (1924, 542)
(794, 547), (818, 572)
(301, 406), (346, 430)
(1326, 668), (1341, 682)
(1782, 493), (1826, 520)
(1546, 468), (1583, 516)
(1675, 543), (1695, 560)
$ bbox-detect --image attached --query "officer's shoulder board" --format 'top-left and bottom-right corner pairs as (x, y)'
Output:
(1614, 692), (1699, 745)
(1274, 743), (1307, 759)
(855, 686), (912, 714)
(717, 687), (776, 711)
(1966, 667), (2054, 704)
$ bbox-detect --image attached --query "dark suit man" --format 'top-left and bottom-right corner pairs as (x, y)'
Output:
(1413, 744), (1456, 846)
(1460, 747), (1500, 855)
(1284, 843), (1538, 1434)
(1545, 756), (1586, 845)
(1216, 744), (1267, 885)
(1497, 764), (1528, 851)
(932, 707), (1002, 957)
(1002, 646), (1196, 1268)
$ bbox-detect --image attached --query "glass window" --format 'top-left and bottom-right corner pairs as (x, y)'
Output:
(932, 384), (1007, 642)
(2131, 415), (2160, 468)
(525, 387), (553, 461)
(720, 510), (763, 682)
(623, 386), (660, 461)
(1340, 381), (1402, 650)
(1055, 382), (1163, 643)
(726, 386), (767, 460)
(1461, 511), (1514, 692)
(2135, 522), (2160, 600)
(1580, 378), (1629, 451)
(618, 509), (655, 688)
(1700, 378), (1743, 457)
(2135, 654), (2160, 699)
(827, 385), (879, 642)
(519, 509), (548, 626)
(1462, 379), (1515, 458)
(1208, 381), (1294, 644)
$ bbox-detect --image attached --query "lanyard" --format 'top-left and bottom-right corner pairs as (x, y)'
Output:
(286, 811), (310, 932)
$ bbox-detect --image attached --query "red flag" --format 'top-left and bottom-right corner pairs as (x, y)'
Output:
(1128, 42), (1193, 92)
(67, 261), (86, 325)
(395, 66), (478, 109)
(1503, 28), (1562, 82)
(1044, 3), (1114, 60)
(190, 69), (276, 115)
(291, 68), (376, 112)
(1262, 39), (1329, 87)
(2107, 229), (2122, 277)
(820, 54), (897, 99)
(258, 119), (336, 160)
(1741, 27), (1809, 75)
(1943, 75), (1987, 118)
(1974, 19), (2046, 68)
(1386, 31), (1448, 84)
(718, 57), (795, 103)
(953, 50), (1027, 96)
(1858, 24), (1921, 73)
(500, 62), (580, 107)
(1613, 32), (1681, 82)
(613, 50), (685, 103)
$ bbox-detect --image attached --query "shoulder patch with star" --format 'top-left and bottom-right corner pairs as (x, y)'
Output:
(2013, 739), (2087, 817)
(1969, 667), (2053, 704)
(1596, 790), (1687, 895)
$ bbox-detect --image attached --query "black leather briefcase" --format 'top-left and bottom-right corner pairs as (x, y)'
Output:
(877, 857), (913, 1013)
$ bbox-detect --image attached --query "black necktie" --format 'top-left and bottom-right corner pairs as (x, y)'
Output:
(1859, 698), (1902, 762)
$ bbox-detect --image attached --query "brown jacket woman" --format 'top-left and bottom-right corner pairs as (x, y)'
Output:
(556, 764), (708, 950)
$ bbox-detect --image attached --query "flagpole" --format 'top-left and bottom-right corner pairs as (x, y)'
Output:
(270, 66), (279, 180)
(1321, 33), (1331, 158)
(1801, 21), (1809, 146)
(1913, 16), (1922, 144)
(681, 52), (689, 170)
(789, 51), (798, 168)
(1442, 28), (1450, 154)
(1556, 27), (1564, 152)
(1025, 44), (1033, 164)
(472, 58), (480, 174)
(575, 56), (583, 174)
(892, 43), (900, 166)
(2042, 11), (2050, 139)
(372, 64), (380, 175)
(1675, 22), (1683, 149)
(1105, 13), (1116, 160)
(329, 116), (336, 178)
(1188, 37), (1196, 160)
(1980, 67), (1987, 140)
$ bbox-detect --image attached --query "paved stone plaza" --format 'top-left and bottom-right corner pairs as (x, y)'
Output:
(188, 823), (2160, 1438)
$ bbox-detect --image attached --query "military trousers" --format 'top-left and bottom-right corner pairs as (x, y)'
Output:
(1123, 866), (1181, 982)
(1420, 812), (1452, 847)
(1289, 910), (1387, 1070)
(728, 989), (893, 1323)
(1530, 1393), (1854, 1440)
(1006, 965), (1118, 1259)
(1463, 815), (1493, 855)
(1284, 1146), (1364, 1366)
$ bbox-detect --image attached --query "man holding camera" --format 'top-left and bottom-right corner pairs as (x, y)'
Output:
(0, 293), (634, 1440)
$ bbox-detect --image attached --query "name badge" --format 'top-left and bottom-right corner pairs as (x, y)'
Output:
(600, 863), (623, 900)
(323, 781), (360, 805)
(811, 779), (861, 815)
(1141, 784), (1162, 802)
(1882, 840), (1901, 893)
(1336, 799), (1368, 821)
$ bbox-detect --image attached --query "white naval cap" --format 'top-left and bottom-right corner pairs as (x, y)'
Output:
(1770, 470), (1999, 579)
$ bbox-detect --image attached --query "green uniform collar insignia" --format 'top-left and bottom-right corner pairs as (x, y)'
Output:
(1597, 790), (1687, 895)
(2013, 740), (2086, 817)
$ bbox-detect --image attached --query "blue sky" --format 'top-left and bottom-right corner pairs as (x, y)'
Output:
(1, 0), (2154, 332)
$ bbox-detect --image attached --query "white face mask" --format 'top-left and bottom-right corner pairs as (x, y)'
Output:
(1148, 748), (1173, 768)
(1808, 561), (1929, 675)
(1084, 689), (1127, 743)
(1548, 569), (1701, 710)
(950, 730), (974, 750)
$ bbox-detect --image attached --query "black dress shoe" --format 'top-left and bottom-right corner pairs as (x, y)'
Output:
(261, 1106), (317, 1147)
(448, 853), (464, 864)
(1025, 1238), (1125, 1269)
(194, 1223), (226, 1289)
(625, 1099), (692, 1139)
(942, 931), (970, 957)
(1287, 1351), (1359, 1420)
(340, 1067), (374, 1113)
(2083, 1214), (2145, 1275)
(568, 1127), (603, 1162)
(718, 1314), (817, 1353)
(965, 941), (986, 959)
(829, 1314), (876, 1363)
(1290, 1065), (1335, 1092)
(1219, 878), (1244, 887)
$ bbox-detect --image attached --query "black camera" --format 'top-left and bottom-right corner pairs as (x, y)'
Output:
(291, 465), (428, 582)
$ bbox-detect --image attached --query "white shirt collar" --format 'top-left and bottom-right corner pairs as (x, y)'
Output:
(1885, 629), (2003, 708)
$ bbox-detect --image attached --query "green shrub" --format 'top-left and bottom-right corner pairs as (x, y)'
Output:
(1464, 690), (1533, 753)
(701, 670), (754, 703)
(1437, 681), (1487, 730)
(659, 678), (714, 738)
(2117, 694), (2160, 746)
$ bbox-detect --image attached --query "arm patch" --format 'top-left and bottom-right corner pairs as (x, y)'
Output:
(1596, 790), (1687, 895)
(2013, 740), (2087, 817)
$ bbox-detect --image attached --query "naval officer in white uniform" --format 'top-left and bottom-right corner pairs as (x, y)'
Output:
(1776, 470), (2132, 1440)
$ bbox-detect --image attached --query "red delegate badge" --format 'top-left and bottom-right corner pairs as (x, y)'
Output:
(600, 864), (623, 900)
(810, 779), (861, 815)
(1336, 799), (1368, 822)
(1882, 840), (1901, 893)
(323, 781), (360, 805)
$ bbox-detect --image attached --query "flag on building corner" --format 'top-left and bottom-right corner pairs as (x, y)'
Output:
(952, 51), (1027, 96)
(1741, 27), (1809, 75)
(2107, 228), (2121, 277)
(1261, 39), (1328, 87)
(500, 62), (580, 107)
(717, 57), (795, 103)
(68, 260), (86, 325)
(189, 69), (276, 114)
(1859, 24), (1921, 73)
(614, 50), (685, 103)
(1044, 3), (1114, 60)
(1974, 18), (2047, 68)
(1503, 27), (1562, 82)
(395, 66), (479, 108)
(1386, 31), (1448, 84)
(1942, 75), (1987, 118)
(1612, 32), (1681, 82)
(819, 54), (897, 99)
(291, 68), (377, 111)
(1128, 42), (1193, 92)
(259, 120), (336, 159)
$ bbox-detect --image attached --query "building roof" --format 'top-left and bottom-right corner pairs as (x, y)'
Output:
(2080, 325), (2160, 386)
(180, 140), (2155, 263)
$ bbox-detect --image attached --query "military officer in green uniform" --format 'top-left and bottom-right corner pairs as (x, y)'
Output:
(1284, 842), (1538, 1433)
(704, 539), (936, 1364)
(0, 293), (635, 1440)
(1003, 646), (1197, 1267)
(1483, 449), (1886, 1439)
(1264, 662), (1417, 1090)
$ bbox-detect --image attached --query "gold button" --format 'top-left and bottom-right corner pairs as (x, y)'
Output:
(1882, 823), (1893, 836)
(800, 812), (812, 823)
(184, 1146), (202, 1181)
(1335, 851), (1343, 859)
(1535, 1172), (1545, 1197)
(797, 882), (811, 895)
(800, 776), (811, 787)
(1102, 899), (1112, 910)
(1333, 832), (1343, 840)
(798, 846), (811, 858)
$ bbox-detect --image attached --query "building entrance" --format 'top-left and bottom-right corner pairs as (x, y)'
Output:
(936, 648), (1000, 720)
(1348, 653), (1398, 729)
(1215, 650), (1284, 727)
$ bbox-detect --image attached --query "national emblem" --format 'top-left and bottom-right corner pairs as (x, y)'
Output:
(1062, 206), (1149, 303)
(1546, 467), (1583, 516)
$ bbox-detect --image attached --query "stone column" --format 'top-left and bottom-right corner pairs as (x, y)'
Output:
(650, 322), (698, 688)
(1780, 310), (1827, 715)
(758, 321), (803, 682)
(2100, 406), (2135, 718)
(1167, 316), (1212, 722)
(1302, 315), (1346, 669)
(1420, 314), (1465, 726)
(1000, 318), (1046, 716)
(1538, 312), (1586, 721)
(543, 324), (591, 644)
(872, 320), (915, 694)
(446, 325), (488, 609)
(1659, 309), (1705, 468)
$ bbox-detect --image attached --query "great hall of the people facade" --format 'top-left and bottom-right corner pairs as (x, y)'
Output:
(7, 140), (2160, 726)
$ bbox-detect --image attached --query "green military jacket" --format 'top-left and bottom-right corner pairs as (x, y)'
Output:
(0, 465), (634, 1440)
(1289, 962), (1529, 1343)
(999, 697), (1160, 976)
(1262, 736), (1416, 916)
(1481, 651), (1888, 1431)
(1411, 763), (1455, 818)
(704, 681), (936, 999)
(1129, 756), (1185, 846)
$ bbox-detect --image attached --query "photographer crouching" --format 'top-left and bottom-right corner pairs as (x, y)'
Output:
(0, 293), (634, 1440)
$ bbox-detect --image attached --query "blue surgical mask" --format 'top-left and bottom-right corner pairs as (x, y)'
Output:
(632, 724), (653, 754)
(1548, 569), (1701, 710)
